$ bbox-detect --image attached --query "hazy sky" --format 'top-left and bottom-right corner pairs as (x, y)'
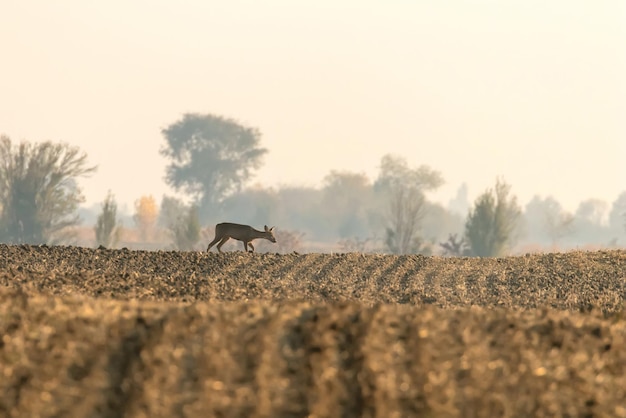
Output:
(1, 1), (624, 214)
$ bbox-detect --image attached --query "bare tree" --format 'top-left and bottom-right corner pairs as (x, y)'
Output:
(375, 154), (444, 254)
(0, 136), (96, 244)
(523, 195), (575, 248)
(439, 233), (470, 256)
(385, 186), (427, 254)
(545, 209), (575, 248)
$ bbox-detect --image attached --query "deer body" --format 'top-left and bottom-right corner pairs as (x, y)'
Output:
(206, 222), (276, 253)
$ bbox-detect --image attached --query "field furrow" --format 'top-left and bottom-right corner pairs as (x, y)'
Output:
(1, 245), (626, 417)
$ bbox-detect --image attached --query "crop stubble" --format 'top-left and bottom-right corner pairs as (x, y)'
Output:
(0, 244), (625, 417)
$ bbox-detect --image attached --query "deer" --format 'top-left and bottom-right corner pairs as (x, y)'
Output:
(206, 222), (276, 253)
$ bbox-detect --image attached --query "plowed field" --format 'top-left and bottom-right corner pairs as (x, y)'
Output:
(1, 244), (625, 417)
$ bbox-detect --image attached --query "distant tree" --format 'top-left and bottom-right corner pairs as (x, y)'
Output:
(524, 195), (574, 248)
(608, 191), (626, 234)
(384, 186), (426, 254)
(464, 178), (521, 257)
(374, 154), (444, 193)
(218, 185), (279, 228)
(133, 195), (158, 241)
(172, 205), (201, 251)
(448, 182), (470, 217)
(575, 199), (608, 225)
(322, 170), (373, 238)
(0, 136), (96, 244)
(158, 195), (185, 229)
(374, 154), (444, 254)
(544, 205), (574, 248)
(94, 191), (121, 248)
(439, 233), (470, 256)
(572, 198), (612, 246)
(159, 196), (201, 250)
(421, 201), (465, 249)
(274, 186), (329, 241)
(160, 113), (267, 221)
(256, 228), (304, 253)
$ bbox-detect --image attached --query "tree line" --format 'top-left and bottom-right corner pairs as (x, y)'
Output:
(2, 113), (625, 255)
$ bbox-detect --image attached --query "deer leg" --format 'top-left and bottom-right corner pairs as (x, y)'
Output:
(248, 242), (255, 253)
(206, 236), (221, 252)
(216, 237), (230, 253)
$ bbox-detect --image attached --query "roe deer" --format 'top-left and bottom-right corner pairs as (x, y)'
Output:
(206, 222), (276, 253)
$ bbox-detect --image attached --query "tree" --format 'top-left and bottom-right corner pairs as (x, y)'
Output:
(439, 233), (470, 257)
(523, 195), (574, 248)
(171, 206), (201, 251)
(374, 154), (444, 254)
(464, 178), (521, 257)
(575, 199), (608, 225)
(544, 204), (574, 248)
(133, 195), (158, 241)
(94, 191), (121, 248)
(375, 154), (444, 193)
(447, 182), (470, 216)
(159, 196), (201, 250)
(158, 195), (185, 230)
(608, 191), (626, 234)
(384, 186), (427, 254)
(218, 185), (279, 229)
(421, 201), (465, 248)
(178, 206), (201, 251)
(573, 198), (611, 245)
(322, 170), (373, 238)
(160, 113), (267, 221)
(0, 136), (96, 244)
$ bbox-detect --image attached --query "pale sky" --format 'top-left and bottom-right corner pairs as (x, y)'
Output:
(1, 0), (624, 214)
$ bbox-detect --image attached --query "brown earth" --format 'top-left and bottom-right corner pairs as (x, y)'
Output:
(1, 244), (625, 417)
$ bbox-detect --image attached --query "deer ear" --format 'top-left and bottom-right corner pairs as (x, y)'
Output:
(264, 225), (269, 231)
(270, 227), (275, 232)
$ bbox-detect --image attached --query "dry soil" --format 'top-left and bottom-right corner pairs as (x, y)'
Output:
(1, 244), (625, 417)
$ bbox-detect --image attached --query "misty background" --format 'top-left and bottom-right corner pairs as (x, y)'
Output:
(1, 122), (625, 255)
(73, 158), (626, 254)
(1, 1), (624, 254)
